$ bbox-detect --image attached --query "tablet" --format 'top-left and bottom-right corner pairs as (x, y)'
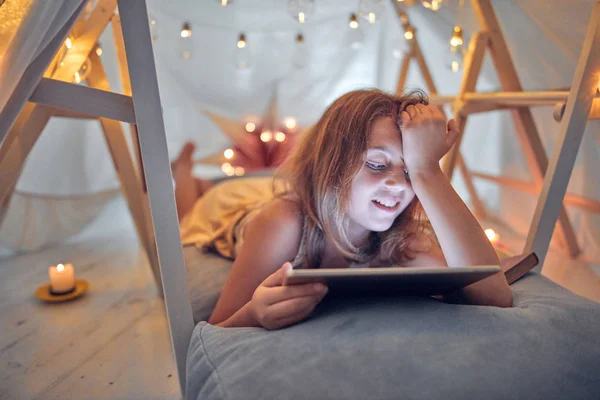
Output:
(284, 265), (501, 297)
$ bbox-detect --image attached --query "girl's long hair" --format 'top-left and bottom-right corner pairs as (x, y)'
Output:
(277, 88), (432, 269)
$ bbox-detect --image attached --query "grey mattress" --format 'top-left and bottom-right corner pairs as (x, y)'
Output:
(183, 245), (600, 400)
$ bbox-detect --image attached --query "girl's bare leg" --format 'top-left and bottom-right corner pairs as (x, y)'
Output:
(171, 142), (200, 221)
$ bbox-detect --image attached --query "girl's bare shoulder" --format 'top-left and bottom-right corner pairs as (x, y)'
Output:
(245, 197), (304, 256)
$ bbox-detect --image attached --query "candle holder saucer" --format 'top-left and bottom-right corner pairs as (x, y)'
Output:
(35, 279), (89, 303)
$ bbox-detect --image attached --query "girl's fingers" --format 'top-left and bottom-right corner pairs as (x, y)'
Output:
(415, 103), (430, 117)
(263, 282), (327, 305)
(273, 303), (320, 328)
(266, 294), (322, 320)
(406, 105), (418, 119)
(446, 119), (461, 148)
(400, 111), (411, 124)
(262, 262), (292, 288)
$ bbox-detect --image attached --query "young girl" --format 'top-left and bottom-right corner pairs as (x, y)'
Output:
(173, 89), (513, 330)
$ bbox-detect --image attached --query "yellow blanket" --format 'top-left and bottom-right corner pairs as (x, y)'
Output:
(179, 176), (285, 259)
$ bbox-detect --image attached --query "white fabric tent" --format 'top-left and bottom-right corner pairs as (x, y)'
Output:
(0, 0), (598, 262)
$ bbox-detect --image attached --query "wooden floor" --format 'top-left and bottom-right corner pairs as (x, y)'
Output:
(0, 197), (180, 400)
(0, 195), (598, 400)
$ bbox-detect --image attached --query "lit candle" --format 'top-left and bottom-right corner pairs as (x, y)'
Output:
(48, 263), (75, 294)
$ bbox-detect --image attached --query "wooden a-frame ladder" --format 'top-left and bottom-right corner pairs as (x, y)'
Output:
(0, 0), (193, 395)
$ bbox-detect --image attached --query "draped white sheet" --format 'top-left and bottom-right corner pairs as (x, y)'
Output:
(0, 0), (597, 260)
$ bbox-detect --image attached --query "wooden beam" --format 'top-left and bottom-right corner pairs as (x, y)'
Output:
(111, 13), (145, 184)
(441, 32), (489, 178)
(525, 2), (600, 266)
(471, 172), (600, 215)
(472, 0), (580, 259)
(0, 3), (85, 148)
(30, 78), (136, 124)
(86, 51), (162, 298)
(395, 46), (413, 94)
(0, 106), (54, 209)
(118, 1), (194, 396)
(46, 107), (99, 119)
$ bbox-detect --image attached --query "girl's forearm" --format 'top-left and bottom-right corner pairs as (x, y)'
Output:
(410, 167), (512, 307)
(213, 301), (261, 328)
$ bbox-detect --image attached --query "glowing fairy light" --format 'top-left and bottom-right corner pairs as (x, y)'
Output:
(245, 122), (256, 132)
(275, 132), (286, 142)
(224, 148), (234, 159)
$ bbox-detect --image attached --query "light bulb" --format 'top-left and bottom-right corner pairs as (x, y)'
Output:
(349, 14), (359, 29)
(245, 122), (256, 132)
(404, 26), (415, 40)
(359, 0), (385, 24)
(65, 37), (73, 49)
(284, 118), (297, 129)
(260, 131), (273, 142)
(288, 0), (315, 23)
(237, 33), (246, 48)
(224, 148), (234, 159)
(450, 25), (463, 47)
(235, 167), (245, 176)
(421, 0), (445, 10)
(484, 228), (499, 244)
(292, 33), (309, 69)
(219, 0), (233, 6)
(180, 22), (192, 38)
(275, 132), (286, 142)
(95, 43), (103, 56)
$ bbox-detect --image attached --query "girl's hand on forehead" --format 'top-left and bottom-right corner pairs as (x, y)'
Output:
(400, 104), (460, 175)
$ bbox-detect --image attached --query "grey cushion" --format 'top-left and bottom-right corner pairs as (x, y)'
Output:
(184, 245), (233, 324)
(186, 272), (600, 400)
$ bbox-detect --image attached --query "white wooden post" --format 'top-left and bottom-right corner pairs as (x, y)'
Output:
(117, 0), (194, 396)
(525, 1), (600, 268)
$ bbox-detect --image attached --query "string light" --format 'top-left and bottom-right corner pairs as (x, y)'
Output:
(221, 163), (235, 176)
(65, 37), (73, 49)
(348, 14), (365, 49)
(450, 25), (463, 47)
(421, 0), (445, 10)
(237, 33), (246, 48)
(73, 58), (92, 84)
(235, 167), (245, 176)
(404, 25), (415, 40)
(275, 132), (286, 142)
(245, 122), (256, 132)
(284, 117), (297, 129)
(224, 148), (234, 159)
(219, 0), (232, 6)
(180, 22), (192, 38)
(260, 131), (273, 142)
(484, 229), (499, 244)
(288, 0), (315, 24)
(95, 43), (103, 56)
(359, 0), (385, 24)
(349, 14), (359, 29)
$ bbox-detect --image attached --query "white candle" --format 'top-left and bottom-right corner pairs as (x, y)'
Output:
(48, 263), (75, 294)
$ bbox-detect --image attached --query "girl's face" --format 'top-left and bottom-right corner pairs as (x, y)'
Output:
(346, 116), (416, 242)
